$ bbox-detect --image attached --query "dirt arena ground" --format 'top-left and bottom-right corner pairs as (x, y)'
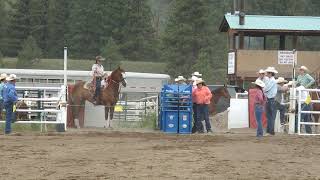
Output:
(0, 129), (320, 180)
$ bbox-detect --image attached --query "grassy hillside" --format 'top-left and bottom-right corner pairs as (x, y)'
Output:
(1, 58), (167, 74)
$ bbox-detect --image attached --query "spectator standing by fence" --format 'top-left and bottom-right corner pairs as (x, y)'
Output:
(3, 74), (18, 135)
(192, 78), (212, 133)
(275, 77), (289, 125)
(252, 79), (266, 137)
(264, 67), (278, 136)
(297, 66), (315, 88)
(0, 73), (7, 120)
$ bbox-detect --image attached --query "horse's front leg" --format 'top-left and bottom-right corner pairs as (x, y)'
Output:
(105, 104), (110, 128)
(109, 104), (115, 128)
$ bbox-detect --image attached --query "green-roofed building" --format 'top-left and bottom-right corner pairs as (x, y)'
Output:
(219, 13), (320, 87)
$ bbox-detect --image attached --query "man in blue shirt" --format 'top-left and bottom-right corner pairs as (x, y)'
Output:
(0, 73), (7, 120)
(3, 74), (18, 134)
(263, 67), (278, 136)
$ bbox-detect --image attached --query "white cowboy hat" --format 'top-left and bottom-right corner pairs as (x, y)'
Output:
(264, 67), (278, 74)
(252, 79), (265, 88)
(257, 69), (266, 74)
(6, 74), (18, 81)
(276, 77), (288, 84)
(192, 72), (202, 77)
(195, 78), (205, 85)
(188, 75), (198, 81)
(299, 66), (308, 71)
(0, 73), (7, 80)
(175, 75), (186, 82)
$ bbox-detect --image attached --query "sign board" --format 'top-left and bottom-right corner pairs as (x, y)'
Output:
(278, 51), (294, 64)
(228, 52), (235, 74)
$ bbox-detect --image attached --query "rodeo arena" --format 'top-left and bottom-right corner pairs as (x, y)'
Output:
(2, 9), (320, 180)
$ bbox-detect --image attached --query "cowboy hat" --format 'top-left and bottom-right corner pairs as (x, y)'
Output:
(264, 67), (278, 74)
(299, 66), (308, 71)
(188, 75), (198, 81)
(192, 72), (202, 77)
(257, 69), (265, 74)
(95, 55), (105, 61)
(195, 78), (205, 85)
(175, 75), (186, 82)
(284, 81), (295, 87)
(0, 73), (7, 80)
(252, 79), (265, 88)
(6, 74), (18, 81)
(276, 77), (288, 84)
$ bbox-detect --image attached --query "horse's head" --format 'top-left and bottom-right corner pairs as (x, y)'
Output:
(212, 85), (231, 99)
(110, 66), (127, 87)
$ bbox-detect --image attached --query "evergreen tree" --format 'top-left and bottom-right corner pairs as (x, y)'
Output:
(47, 0), (70, 58)
(0, 50), (4, 68)
(29, 0), (49, 56)
(66, 0), (104, 58)
(0, 0), (8, 56)
(161, 0), (213, 78)
(101, 37), (124, 70)
(6, 0), (32, 56)
(17, 36), (42, 68)
(119, 0), (158, 61)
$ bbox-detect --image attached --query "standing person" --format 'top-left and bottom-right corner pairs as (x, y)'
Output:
(91, 56), (105, 104)
(3, 74), (18, 135)
(297, 66), (315, 88)
(252, 79), (266, 137)
(263, 67), (278, 135)
(275, 77), (289, 125)
(174, 76), (187, 85)
(192, 78), (212, 133)
(189, 75), (204, 133)
(0, 73), (7, 120)
(256, 69), (269, 84)
(296, 85), (312, 134)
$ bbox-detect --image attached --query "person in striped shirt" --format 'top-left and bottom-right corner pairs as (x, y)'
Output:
(297, 66), (315, 88)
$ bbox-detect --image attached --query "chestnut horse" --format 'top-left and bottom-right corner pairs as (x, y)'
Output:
(310, 91), (320, 132)
(208, 85), (231, 115)
(69, 67), (126, 128)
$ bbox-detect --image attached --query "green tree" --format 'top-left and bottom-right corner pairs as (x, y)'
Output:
(17, 36), (42, 68)
(6, 0), (32, 56)
(161, 0), (213, 78)
(46, 0), (70, 58)
(66, 0), (104, 58)
(0, 0), (9, 56)
(0, 51), (4, 68)
(101, 37), (124, 70)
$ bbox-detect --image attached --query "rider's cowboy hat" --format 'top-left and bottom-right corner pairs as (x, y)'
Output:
(188, 75), (198, 81)
(95, 56), (105, 61)
(257, 69), (266, 74)
(195, 78), (205, 85)
(175, 76), (186, 82)
(6, 74), (18, 81)
(252, 79), (265, 88)
(299, 66), (309, 71)
(264, 67), (278, 74)
(192, 72), (202, 77)
(276, 77), (288, 84)
(0, 73), (7, 80)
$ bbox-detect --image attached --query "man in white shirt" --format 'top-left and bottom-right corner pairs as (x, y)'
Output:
(92, 56), (105, 103)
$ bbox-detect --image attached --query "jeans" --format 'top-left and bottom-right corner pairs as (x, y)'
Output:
(301, 103), (312, 134)
(255, 105), (264, 137)
(192, 103), (203, 133)
(266, 98), (276, 135)
(4, 102), (13, 134)
(94, 77), (101, 100)
(275, 101), (286, 124)
(0, 99), (3, 120)
(196, 104), (211, 132)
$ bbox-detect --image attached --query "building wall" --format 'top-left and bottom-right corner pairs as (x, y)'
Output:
(236, 50), (320, 79)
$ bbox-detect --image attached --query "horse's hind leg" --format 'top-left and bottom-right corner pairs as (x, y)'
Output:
(109, 105), (115, 128)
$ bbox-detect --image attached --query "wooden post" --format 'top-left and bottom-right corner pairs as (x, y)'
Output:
(292, 35), (298, 49)
(239, 32), (244, 49)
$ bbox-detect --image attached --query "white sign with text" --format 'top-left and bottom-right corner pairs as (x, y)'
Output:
(228, 52), (235, 74)
(278, 51), (294, 64)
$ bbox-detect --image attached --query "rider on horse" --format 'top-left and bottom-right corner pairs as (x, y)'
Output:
(92, 56), (105, 104)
